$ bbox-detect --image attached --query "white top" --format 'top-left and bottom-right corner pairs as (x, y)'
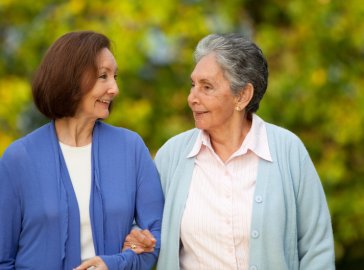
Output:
(180, 114), (272, 270)
(59, 142), (95, 261)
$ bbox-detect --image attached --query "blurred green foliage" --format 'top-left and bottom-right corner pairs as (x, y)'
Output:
(1, 0), (363, 268)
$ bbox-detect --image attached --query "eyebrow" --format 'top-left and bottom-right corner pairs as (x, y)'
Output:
(191, 77), (214, 85)
(199, 79), (213, 84)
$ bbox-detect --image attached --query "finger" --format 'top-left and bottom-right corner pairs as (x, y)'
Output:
(141, 230), (156, 245)
(137, 230), (156, 248)
(134, 245), (145, 254)
(142, 247), (155, 253)
(124, 237), (142, 248)
(127, 242), (145, 254)
(127, 229), (156, 249)
(131, 229), (147, 245)
(125, 234), (138, 243)
(123, 241), (154, 253)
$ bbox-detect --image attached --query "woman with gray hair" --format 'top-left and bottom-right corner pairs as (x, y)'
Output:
(125, 33), (335, 270)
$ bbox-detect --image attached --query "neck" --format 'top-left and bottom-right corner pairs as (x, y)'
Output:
(55, 118), (95, 147)
(208, 115), (252, 162)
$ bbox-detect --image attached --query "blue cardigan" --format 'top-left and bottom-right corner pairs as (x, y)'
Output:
(0, 121), (164, 270)
(155, 120), (335, 270)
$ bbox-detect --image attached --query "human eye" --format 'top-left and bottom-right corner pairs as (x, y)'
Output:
(203, 84), (213, 91)
(98, 73), (107, 79)
(114, 74), (118, 80)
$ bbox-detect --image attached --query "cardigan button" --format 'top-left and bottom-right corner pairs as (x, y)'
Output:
(250, 265), (258, 270)
(251, 230), (260, 239)
(255, 195), (263, 203)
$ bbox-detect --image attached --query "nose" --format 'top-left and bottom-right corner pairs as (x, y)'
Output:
(108, 80), (119, 96)
(188, 87), (199, 105)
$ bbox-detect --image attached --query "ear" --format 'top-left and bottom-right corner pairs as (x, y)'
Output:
(235, 83), (254, 110)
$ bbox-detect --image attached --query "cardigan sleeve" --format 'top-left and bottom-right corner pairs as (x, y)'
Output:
(154, 143), (170, 195)
(100, 135), (164, 270)
(134, 137), (164, 268)
(0, 146), (22, 269)
(295, 149), (335, 269)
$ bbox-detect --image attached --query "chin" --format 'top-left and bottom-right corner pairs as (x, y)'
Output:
(97, 114), (109, 120)
(194, 122), (206, 130)
(98, 109), (111, 119)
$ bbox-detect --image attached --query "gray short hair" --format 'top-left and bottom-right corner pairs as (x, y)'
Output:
(194, 33), (268, 116)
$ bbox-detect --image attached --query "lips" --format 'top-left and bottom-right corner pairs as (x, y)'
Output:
(97, 99), (111, 104)
(194, 111), (208, 115)
(193, 111), (209, 121)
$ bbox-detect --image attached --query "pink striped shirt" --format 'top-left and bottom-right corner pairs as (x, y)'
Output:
(180, 114), (272, 270)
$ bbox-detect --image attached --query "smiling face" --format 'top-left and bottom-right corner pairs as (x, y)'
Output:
(76, 48), (119, 121)
(188, 53), (239, 134)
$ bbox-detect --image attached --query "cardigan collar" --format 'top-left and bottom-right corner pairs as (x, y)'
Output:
(187, 114), (273, 162)
(48, 120), (105, 269)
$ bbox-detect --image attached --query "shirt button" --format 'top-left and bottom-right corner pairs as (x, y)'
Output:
(251, 230), (260, 239)
(250, 265), (258, 270)
(255, 195), (263, 203)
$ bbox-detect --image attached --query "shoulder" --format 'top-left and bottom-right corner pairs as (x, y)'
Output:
(266, 122), (303, 146)
(266, 122), (301, 142)
(158, 128), (199, 153)
(154, 128), (198, 170)
(96, 121), (139, 137)
(0, 124), (54, 186)
(96, 121), (144, 145)
(94, 122), (151, 162)
(265, 122), (308, 156)
(1, 139), (27, 165)
(1, 123), (52, 163)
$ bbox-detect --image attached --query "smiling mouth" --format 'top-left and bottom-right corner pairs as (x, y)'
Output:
(97, 99), (111, 104)
(193, 111), (209, 120)
(194, 111), (208, 115)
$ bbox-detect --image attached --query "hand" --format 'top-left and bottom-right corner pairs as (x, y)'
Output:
(74, 256), (108, 270)
(123, 229), (156, 254)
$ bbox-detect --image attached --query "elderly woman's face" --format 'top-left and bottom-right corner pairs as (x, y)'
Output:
(188, 53), (238, 134)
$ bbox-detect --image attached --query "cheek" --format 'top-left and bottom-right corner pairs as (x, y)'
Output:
(214, 101), (233, 117)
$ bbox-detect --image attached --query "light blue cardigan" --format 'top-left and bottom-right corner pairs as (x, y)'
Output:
(155, 120), (335, 270)
(0, 121), (164, 270)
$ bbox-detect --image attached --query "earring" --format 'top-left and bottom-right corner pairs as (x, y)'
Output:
(235, 106), (241, 111)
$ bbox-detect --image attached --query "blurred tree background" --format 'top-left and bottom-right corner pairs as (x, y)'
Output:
(0, 0), (363, 268)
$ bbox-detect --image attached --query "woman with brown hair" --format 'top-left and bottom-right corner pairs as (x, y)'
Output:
(0, 31), (164, 270)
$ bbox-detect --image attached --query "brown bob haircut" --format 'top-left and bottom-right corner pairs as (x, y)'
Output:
(32, 31), (111, 119)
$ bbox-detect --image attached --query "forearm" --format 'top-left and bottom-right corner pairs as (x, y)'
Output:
(101, 249), (157, 270)
(297, 156), (335, 269)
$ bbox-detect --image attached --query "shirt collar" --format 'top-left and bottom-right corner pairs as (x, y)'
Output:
(187, 114), (272, 162)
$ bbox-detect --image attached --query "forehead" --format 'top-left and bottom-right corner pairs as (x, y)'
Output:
(191, 53), (223, 80)
(96, 48), (117, 70)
